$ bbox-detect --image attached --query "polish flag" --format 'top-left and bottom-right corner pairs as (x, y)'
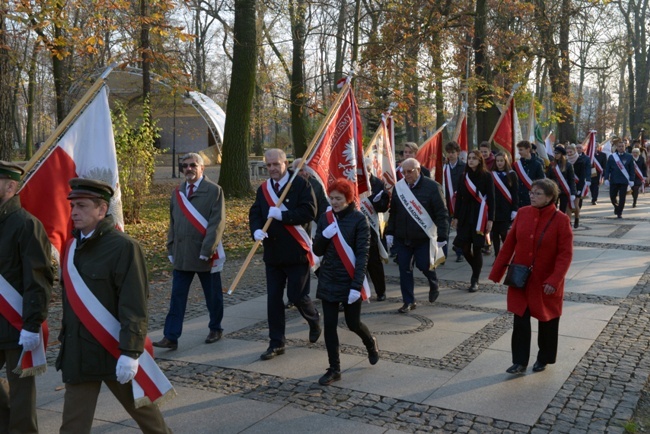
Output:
(416, 123), (447, 184)
(365, 111), (397, 188)
(452, 102), (468, 152)
(19, 85), (124, 257)
(492, 97), (516, 158)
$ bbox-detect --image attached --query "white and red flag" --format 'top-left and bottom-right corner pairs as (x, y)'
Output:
(304, 82), (369, 201)
(492, 97), (516, 158)
(365, 110), (397, 189)
(452, 102), (468, 153)
(19, 84), (124, 257)
(583, 130), (597, 164)
(416, 123), (447, 184)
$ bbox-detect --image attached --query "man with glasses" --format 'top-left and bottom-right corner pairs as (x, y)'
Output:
(385, 158), (449, 313)
(154, 153), (226, 350)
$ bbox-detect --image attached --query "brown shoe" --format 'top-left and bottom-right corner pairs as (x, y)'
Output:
(152, 337), (178, 350)
(205, 330), (223, 344)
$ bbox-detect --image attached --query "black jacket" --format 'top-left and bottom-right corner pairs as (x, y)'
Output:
(492, 170), (519, 222)
(313, 204), (370, 302)
(516, 157), (545, 207)
(573, 154), (591, 192)
(632, 156), (648, 186)
(592, 151), (608, 181)
(444, 161), (466, 217)
(454, 169), (495, 227)
(546, 162), (576, 196)
(249, 171), (316, 266)
(386, 176), (449, 242)
(308, 176), (329, 223)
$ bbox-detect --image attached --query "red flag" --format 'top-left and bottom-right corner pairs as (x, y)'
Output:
(305, 85), (368, 201)
(416, 126), (445, 183)
(583, 131), (596, 165)
(492, 98), (516, 157)
(453, 105), (468, 152)
(20, 85), (124, 257)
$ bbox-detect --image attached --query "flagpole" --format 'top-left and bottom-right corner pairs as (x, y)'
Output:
(21, 64), (116, 181)
(227, 80), (353, 295)
(487, 83), (520, 144)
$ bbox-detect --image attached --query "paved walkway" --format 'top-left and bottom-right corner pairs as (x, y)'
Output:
(33, 187), (650, 433)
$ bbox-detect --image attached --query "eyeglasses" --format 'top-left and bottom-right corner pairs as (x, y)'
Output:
(182, 163), (199, 169)
(404, 168), (418, 174)
(529, 191), (545, 196)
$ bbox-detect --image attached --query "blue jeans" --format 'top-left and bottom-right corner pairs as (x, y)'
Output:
(163, 270), (224, 342)
(395, 238), (438, 304)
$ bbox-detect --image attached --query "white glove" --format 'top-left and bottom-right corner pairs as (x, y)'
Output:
(629, 181), (635, 187)
(570, 195), (576, 202)
(116, 355), (139, 384)
(19, 329), (40, 351)
(585, 181), (591, 187)
(348, 289), (361, 304)
(436, 241), (447, 248)
(604, 180), (610, 187)
(386, 235), (394, 250)
(199, 255), (209, 261)
(322, 222), (338, 239)
(254, 229), (268, 241)
(168, 255), (173, 264)
(268, 206), (283, 221)
(372, 191), (384, 203)
(510, 211), (517, 220)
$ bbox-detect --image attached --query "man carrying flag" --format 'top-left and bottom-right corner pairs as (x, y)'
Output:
(249, 149), (321, 360)
(58, 178), (172, 433)
(0, 161), (53, 434)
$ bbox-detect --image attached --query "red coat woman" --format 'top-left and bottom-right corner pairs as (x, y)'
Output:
(489, 178), (573, 375)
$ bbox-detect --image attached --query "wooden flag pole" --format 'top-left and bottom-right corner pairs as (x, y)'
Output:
(487, 83), (520, 144)
(21, 64), (116, 181)
(226, 81), (352, 295)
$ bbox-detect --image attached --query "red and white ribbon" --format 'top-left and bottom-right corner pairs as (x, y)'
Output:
(513, 160), (533, 190)
(612, 153), (632, 184)
(634, 161), (646, 192)
(262, 180), (318, 268)
(175, 188), (226, 272)
(552, 165), (575, 210)
(359, 197), (388, 260)
(464, 174), (488, 234)
(0, 275), (48, 377)
(593, 158), (603, 175)
(443, 164), (457, 215)
(492, 172), (512, 204)
(325, 209), (371, 301)
(63, 239), (175, 408)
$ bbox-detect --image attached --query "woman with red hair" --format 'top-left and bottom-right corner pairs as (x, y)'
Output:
(313, 178), (378, 386)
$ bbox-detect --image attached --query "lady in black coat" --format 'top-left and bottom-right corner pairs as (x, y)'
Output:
(490, 152), (518, 257)
(313, 178), (378, 386)
(452, 150), (495, 292)
(546, 145), (576, 214)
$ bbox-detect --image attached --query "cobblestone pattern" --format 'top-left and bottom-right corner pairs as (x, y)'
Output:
(607, 224), (635, 238)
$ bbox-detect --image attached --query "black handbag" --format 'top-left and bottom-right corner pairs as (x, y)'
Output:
(504, 211), (558, 289)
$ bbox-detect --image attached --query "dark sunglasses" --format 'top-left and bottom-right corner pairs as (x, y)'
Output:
(182, 163), (199, 169)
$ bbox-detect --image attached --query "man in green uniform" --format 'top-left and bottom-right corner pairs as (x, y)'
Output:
(57, 178), (172, 434)
(0, 161), (53, 434)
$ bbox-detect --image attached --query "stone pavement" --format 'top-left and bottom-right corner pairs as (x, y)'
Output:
(32, 188), (650, 433)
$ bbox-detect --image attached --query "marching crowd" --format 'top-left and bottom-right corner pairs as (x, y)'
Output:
(0, 134), (646, 432)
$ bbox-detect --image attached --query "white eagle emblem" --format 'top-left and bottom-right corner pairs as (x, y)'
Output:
(337, 139), (358, 182)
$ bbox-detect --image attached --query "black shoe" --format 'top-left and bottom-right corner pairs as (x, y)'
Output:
(482, 245), (492, 255)
(456, 255), (464, 263)
(574, 218), (579, 229)
(617, 214), (622, 218)
(309, 320), (322, 343)
(205, 330), (222, 344)
(592, 201), (597, 205)
(152, 337), (178, 351)
(338, 303), (345, 312)
(533, 361), (547, 372)
(285, 302), (294, 309)
(506, 363), (527, 374)
(633, 202), (637, 208)
(260, 346), (285, 360)
(429, 287), (440, 303)
(376, 294), (386, 302)
(468, 282), (479, 293)
(367, 337), (379, 365)
(398, 303), (416, 313)
(318, 368), (341, 386)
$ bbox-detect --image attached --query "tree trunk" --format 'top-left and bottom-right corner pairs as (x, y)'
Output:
(0, 14), (13, 160)
(25, 43), (38, 160)
(474, 0), (490, 145)
(219, 0), (257, 197)
(140, 0), (151, 103)
(289, 0), (308, 157)
(333, 0), (347, 88)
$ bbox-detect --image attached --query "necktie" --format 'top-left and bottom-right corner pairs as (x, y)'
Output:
(409, 183), (414, 189)
(188, 183), (195, 197)
(274, 182), (280, 194)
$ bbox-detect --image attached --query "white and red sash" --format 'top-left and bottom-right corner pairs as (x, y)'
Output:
(633, 160), (646, 192)
(443, 164), (457, 215)
(552, 165), (575, 209)
(175, 188), (226, 272)
(574, 173), (590, 198)
(464, 174), (489, 234)
(612, 153), (632, 184)
(0, 275), (48, 377)
(325, 209), (371, 301)
(261, 180), (318, 268)
(593, 158), (603, 175)
(63, 239), (175, 408)
(513, 160), (533, 190)
(394, 179), (444, 269)
(491, 172), (512, 204)
(359, 197), (388, 261)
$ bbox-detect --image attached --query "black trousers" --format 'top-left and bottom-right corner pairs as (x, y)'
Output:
(459, 242), (483, 283)
(609, 183), (628, 216)
(490, 220), (511, 258)
(367, 241), (386, 297)
(266, 263), (320, 349)
(511, 308), (560, 366)
(590, 176), (601, 202)
(321, 299), (374, 371)
(632, 185), (641, 206)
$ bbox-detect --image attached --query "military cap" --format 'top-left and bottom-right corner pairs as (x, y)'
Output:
(554, 145), (567, 156)
(0, 161), (25, 181)
(67, 178), (114, 202)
